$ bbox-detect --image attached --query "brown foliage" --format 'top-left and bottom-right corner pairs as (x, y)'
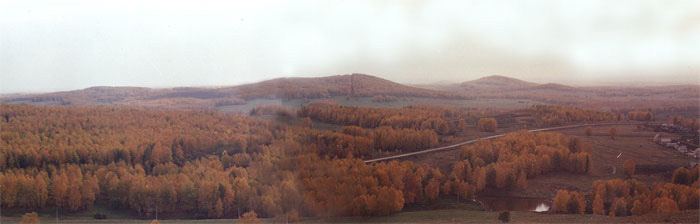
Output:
(458, 131), (590, 192)
(299, 159), (441, 217)
(566, 191), (586, 214)
(553, 190), (570, 213)
(239, 211), (262, 224)
(672, 167), (690, 185)
(592, 194), (605, 215)
(585, 126), (592, 136)
(652, 197), (679, 213)
(424, 178), (440, 201)
(20, 212), (40, 224)
(574, 177), (697, 217)
(298, 104), (477, 135)
(477, 118), (498, 132)
(300, 117), (312, 128)
(609, 197), (627, 217)
(626, 111), (654, 121)
(623, 159), (635, 178)
(609, 127), (617, 140)
(250, 105), (295, 117)
(531, 105), (617, 125)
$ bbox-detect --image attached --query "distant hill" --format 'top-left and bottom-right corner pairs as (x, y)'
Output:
(2, 74), (697, 111)
(423, 75), (698, 108)
(224, 73), (458, 99)
(460, 75), (538, 90)
(523, 83), (578, 91)
(0, 73), (462, 110)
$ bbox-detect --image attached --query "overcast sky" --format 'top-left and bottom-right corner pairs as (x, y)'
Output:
(1, 0), (699, 93)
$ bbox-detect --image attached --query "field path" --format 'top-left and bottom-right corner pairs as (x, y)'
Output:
(365, 122), (644, 163)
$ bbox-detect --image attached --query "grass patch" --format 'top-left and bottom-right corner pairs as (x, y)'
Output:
(402, 196), (484, 212)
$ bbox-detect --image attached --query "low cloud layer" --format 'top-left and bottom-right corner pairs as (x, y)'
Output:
(1, 0), (699, 93)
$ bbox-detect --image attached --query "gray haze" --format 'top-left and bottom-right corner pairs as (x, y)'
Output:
(1, 0), (699, 93)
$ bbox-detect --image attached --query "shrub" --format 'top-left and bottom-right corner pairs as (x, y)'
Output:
(498, 211), (511, 223)
(94, 213), (107, 219)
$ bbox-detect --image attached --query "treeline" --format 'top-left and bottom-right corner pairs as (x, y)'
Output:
(371, 95), (398, 102)
(615, 106), (699, 123)
(477, 118), (498, 132)
(214, 98), (246, 107)
(249, 105), (295, 117)
(531, 105), (618, 125)
(298, 104), (482, 135)
(1, 151), (307, 219)
(0, 104), (277, 170)
(669, 115), (700, 130)
(626, 111), (654, 121)
(553, 166), (699, 216)
(297, 126), (438, 159)
(1, 165), (99, 212)
(446, 131), (592, 197)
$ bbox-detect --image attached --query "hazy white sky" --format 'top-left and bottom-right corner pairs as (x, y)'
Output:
(1, 0), (699, 93)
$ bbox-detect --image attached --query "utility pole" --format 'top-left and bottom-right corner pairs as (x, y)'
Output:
(155, 206), (158, 220)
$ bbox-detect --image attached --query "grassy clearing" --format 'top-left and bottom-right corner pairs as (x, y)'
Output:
(313, 209), (700, 223)
(215, 96), (544, 115)
(402, 196), (484, 212)
(4, 209), (698, 223)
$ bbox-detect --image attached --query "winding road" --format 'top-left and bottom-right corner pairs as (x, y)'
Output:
(364, 122), (643, 163)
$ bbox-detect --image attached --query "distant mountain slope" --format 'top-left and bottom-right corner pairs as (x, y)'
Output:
(524, 83), (578, 91)
(0, 73), (462, 110)
(461, 75), (538, 90)
(225, 73), (457, 99)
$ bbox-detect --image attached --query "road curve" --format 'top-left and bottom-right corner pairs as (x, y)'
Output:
(364, 122), (642, 163)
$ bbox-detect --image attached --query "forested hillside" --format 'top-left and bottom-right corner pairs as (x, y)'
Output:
(0, 74), (463, 111)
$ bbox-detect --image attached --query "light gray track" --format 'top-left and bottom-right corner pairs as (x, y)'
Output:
(364, 122), (642, 163)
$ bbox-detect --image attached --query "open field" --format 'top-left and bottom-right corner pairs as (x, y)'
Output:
(316, 209), (700, 223)
(4, 209), (698, 223)
(5, 204), (695, 223)
(214, 96), (544, 115)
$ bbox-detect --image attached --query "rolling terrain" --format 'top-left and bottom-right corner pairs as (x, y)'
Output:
(3, 74), (698, 115)
(0, 74), (462, 111)
(420, 75), (699, 109)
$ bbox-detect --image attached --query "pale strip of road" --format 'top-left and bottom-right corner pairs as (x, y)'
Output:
(364, 122), (643, 163)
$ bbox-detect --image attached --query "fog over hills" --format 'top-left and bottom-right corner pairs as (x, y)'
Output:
(2, 74), (697, 112)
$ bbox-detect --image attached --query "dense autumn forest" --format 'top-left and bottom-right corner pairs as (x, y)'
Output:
(298, 104), (482, 133)
(1, 103), (698, 222)
(0, 104), (443, 220)
(552, 169), (699, 217)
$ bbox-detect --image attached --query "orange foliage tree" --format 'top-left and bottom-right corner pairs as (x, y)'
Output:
(477, 118), (498, 132)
